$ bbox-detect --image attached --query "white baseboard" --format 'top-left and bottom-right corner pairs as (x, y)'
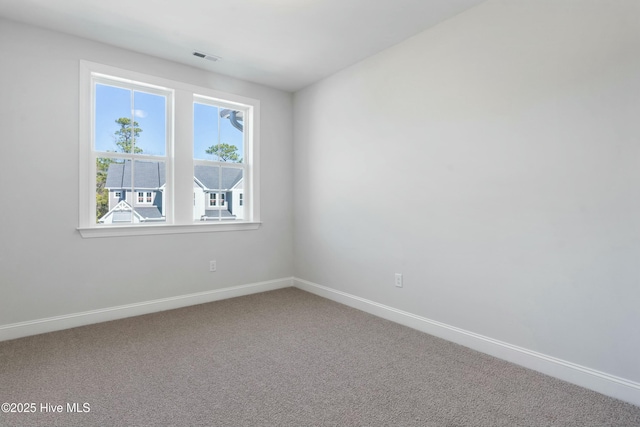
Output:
(0, 277), (293, 342)
(3, 276), (638, 407)
(293, 277), (640, 408)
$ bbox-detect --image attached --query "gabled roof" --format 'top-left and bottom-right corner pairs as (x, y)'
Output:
(105, 160), (243, 191)
(134, 207), (164, 219)
(105, 161), (166, 190)
(98, 200), (163, 223)
(194, 165), (243, 191)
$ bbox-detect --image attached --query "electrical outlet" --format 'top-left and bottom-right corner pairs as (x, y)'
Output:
(209, 260), (217, 272)
(394, 273), (403, 288)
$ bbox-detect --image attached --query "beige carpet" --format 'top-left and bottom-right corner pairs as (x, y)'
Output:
(1, 287), (639, 426)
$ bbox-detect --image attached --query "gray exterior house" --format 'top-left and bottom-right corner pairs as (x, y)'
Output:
(193, 165), (244, 221)
(100, 160), (244, 223)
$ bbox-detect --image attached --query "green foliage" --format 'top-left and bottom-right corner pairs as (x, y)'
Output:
(114, 117), (143, 154)
(96, 157), (113, 221)
(205, 143), (242, 163)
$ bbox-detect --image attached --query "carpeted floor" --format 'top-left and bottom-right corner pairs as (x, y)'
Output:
(1, 287), (639, 427)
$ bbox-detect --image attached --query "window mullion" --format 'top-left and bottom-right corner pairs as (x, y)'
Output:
(163, 90), (173, 223)
(173, 89), (194, 225)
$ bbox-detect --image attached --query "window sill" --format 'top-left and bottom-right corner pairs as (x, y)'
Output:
(77, 221), (262, 238)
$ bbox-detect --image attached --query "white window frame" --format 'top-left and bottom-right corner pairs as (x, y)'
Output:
(136, 191), (153, 205)
(208, 192), (227, 208)
(194, 95), (242, 220)
(78, 61), (261, 238)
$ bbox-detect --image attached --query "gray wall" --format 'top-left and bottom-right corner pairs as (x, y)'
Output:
(293, 0), (640, 384)
(0, 18), (294, 324)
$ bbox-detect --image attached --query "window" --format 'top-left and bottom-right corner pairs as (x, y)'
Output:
(194, 99), (243, 221)
(208, 193), (227, 208)
(136, 192), (152, 204)
(79, 61), (260, 237)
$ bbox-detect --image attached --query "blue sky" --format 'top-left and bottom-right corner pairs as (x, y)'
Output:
(193, 102), (244, 162)
(95, 84), (244, 161)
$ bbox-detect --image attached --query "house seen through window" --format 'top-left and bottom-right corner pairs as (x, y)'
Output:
(80, 61), (259, 236)
(95, 82), (169, 224)
(193, 99), (245, 221)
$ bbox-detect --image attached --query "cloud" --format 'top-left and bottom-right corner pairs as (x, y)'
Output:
(134, 109), (147, 118)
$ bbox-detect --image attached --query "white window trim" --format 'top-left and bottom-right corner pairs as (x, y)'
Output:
(78, 60), (261, 238)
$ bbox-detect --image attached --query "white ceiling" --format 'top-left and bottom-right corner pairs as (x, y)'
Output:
(0, 0), (485, 92)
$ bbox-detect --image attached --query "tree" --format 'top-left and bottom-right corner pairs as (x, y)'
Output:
(206, 143), (242, 163)
(96, 157), (112, 220)
(114, 117), (143, 154)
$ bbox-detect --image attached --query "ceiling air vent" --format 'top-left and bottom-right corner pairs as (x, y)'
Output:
(193, 51), (221, 62)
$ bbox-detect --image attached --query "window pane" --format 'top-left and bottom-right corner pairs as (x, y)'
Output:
(95, 84), (131, 153)
(95, 84), (166, 156)
(193, 165), (243, 221)
(219, 109), (244, 163)
(96, 158), (126, 224)
(132, 160), (166, 223)
(132, 91), (166, 156)
(224, 167), (244, 221)
(193, 102), (244, 163)
(194, 162), (217, 220)
(97, 159), (166, 224)
(194, 103), (218, 161)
